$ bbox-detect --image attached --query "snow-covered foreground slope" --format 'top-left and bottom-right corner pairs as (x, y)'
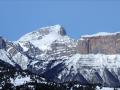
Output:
(10, 75), (46, 86)
(10, 76), (31, 86)
(1, 25), (120, 88)
(96, 87), (120, 90)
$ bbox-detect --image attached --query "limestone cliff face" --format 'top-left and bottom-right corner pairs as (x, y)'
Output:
(76, 40), (88, 54)
(77, 33), (120, 54)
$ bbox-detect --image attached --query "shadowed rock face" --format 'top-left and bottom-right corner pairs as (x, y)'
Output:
(0, 37), (6, 49)
(58, 26), (66, 36)
(77, 33), (120, 54)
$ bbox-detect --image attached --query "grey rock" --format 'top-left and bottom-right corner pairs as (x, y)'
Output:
(0, 36), (6, 49)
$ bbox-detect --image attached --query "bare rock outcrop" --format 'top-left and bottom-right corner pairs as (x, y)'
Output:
(0, 36), (6, 49)
(77, 33), (120, 54)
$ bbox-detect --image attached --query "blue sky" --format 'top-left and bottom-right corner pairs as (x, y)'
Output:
(0, 0), (120, 40)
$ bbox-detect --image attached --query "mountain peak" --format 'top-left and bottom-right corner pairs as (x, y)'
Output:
(18, 24), (66, 42)
(18, 25), (67, 51)
(40, 24), (66, 36)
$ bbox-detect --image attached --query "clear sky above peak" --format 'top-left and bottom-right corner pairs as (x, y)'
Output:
(0, 0), (120, 40)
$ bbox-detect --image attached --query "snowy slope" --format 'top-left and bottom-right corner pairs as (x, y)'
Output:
(18, 25), (68, 51)
(12, 52), (29, 70)
(81, 32), (120, 37)
(10, 76), (31, 86)
(10, 75), (46, 86)
(0, 49), (15, 66)
(96, 87), (120, 90)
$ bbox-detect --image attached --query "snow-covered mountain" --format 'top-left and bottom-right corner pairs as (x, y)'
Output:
(0, 25), (120, 88)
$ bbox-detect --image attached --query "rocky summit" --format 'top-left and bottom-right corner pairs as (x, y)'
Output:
(0, 25), (120, 88)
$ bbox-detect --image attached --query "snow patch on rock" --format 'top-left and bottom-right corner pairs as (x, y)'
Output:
(12, 52), (29, 70)
(81, 32), (120, 38)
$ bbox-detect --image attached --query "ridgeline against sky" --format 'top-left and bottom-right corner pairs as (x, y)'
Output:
(0, 0), (120, 40)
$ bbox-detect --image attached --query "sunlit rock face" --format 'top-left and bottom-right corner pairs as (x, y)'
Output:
(76, 33), (120, 54)
(82, 34), (120, 54)
(76, 39), (89, 54)
(1, 25), (120, 87)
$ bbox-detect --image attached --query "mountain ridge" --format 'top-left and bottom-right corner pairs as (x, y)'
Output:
(0, 25), (120, 87)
